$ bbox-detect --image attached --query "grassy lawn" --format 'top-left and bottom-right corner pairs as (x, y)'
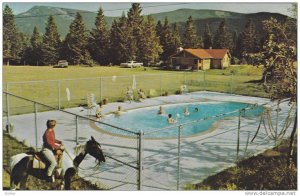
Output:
(3, 65), (265, 115)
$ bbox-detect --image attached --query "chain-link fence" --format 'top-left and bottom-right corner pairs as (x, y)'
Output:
(4, 69), (295, 190)
(3, 72), (267, 115)
(3, 92), (143, 190)
(140, 100), (296, 190)
(2, 91), (296, 190)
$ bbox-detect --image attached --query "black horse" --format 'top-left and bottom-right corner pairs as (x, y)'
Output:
(10, 136), (105, 190)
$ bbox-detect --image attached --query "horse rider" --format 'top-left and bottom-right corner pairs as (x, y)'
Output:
(42, 120), (64, 182)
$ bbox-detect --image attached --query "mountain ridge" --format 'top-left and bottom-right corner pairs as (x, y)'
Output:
(14, 6), (288, 38)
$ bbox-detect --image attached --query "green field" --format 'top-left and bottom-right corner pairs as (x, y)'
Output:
(3, 65), (265, 115)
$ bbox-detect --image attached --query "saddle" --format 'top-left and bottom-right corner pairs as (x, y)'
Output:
(30, 149), (63, 172)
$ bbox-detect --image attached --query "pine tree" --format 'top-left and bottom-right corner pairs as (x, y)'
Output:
(232, 31), (238, 55)
(159, 17), (174, 61)
(16, 32), (29, 65)
(237, 19), (259, 59)
(139, 16), (162, 65)
(170, 23), (182, 56)
(89, 7), (110, 65)
(203, 23), (213, 49)
(182, 16), (202, 48)
(41, 15), (61, 65)
(24, 27), (42, 65)
(127, 3), (144, 61)
(3, 5), (22, 65)
(63, 12), (91, 65)
(213, 20), (233, 50)
(156, 20), (163, 38)
(109, 13), (132, 64)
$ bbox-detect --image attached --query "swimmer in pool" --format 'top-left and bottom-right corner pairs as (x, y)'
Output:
(184, 107), (190, 116)
(167, 114), (176, 124)
(158, 106), (165, 115)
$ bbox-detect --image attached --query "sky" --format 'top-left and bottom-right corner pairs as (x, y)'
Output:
(3, 1), (295, 17)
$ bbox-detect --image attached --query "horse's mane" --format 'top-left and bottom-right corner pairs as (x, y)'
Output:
(74, 144), (86, 156)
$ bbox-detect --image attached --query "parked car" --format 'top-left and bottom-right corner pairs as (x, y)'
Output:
(149, 60), (164, 67)
(54, 60), (68, 68)
(120, 61), (143, 68)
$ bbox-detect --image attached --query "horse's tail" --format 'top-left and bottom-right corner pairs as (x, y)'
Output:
(10, 153), (32, 189)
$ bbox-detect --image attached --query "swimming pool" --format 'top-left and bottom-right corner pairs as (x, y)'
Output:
(96, 102), (264, 139)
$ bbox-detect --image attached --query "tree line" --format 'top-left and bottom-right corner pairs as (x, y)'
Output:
(2, 3), (293, 66)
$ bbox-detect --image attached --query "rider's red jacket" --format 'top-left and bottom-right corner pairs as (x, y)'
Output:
(43, 129), (61, 150)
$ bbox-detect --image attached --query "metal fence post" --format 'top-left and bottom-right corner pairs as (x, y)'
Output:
(100, 77), (103, 102)
(160, 74), (163, 96)
(236, 109), (241, 161)
(6, 83), (10, 133)
(230, 74), (233, 94)
(34, 102), (38, 149)
(138, 130), (144, 190)
(58, 80), (61, 110)
(203, 71), (206, 91)
(275, 100), (280, 147)
(177, 125), (182, 190)
(75, 116), (79, 145)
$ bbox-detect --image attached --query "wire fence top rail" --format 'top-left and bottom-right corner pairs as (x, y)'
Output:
(3, 91), (137, 135)
(3, 72), (195, 84)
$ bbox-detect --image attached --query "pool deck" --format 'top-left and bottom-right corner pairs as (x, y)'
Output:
(4, 91), (295, 190)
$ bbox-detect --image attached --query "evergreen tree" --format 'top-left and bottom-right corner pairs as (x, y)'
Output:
(63, 12), (91, 65)
(3, 5), (22, 65)
(182, 16), (202, 48)
(18, 32), (29, 65)
(170, 23), (182, 56)
(41, 15), (61, 65)
(156, 20), (163, 38)
(109, 13), (132, 64)
(203, 23), (213, 49)
(213, 20), (233, 50)
(139, 16), (162, 65)
(127, 3), (143, 61)
(89, 7), (110, 65)
(159, 17), (174, 61)
(24, 27), (42, 65)
(236, 19), (259, 59)
(232, 31), (238, 55)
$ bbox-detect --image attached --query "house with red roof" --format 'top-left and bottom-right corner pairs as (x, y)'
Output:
(170, 48), (231, 70)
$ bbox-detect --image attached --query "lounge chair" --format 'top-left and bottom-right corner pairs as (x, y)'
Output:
(86, 93), (98, 116)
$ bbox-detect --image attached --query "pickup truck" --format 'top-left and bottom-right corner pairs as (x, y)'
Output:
(120, 61), (143, 68)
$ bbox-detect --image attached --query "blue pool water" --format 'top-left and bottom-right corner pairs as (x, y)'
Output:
(97, 102), (264, 138)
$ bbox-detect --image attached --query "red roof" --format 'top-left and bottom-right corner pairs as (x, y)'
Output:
(184, 49), (212, 59)
(183, 48), (229, 59)
(206, 49), (229, 59)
